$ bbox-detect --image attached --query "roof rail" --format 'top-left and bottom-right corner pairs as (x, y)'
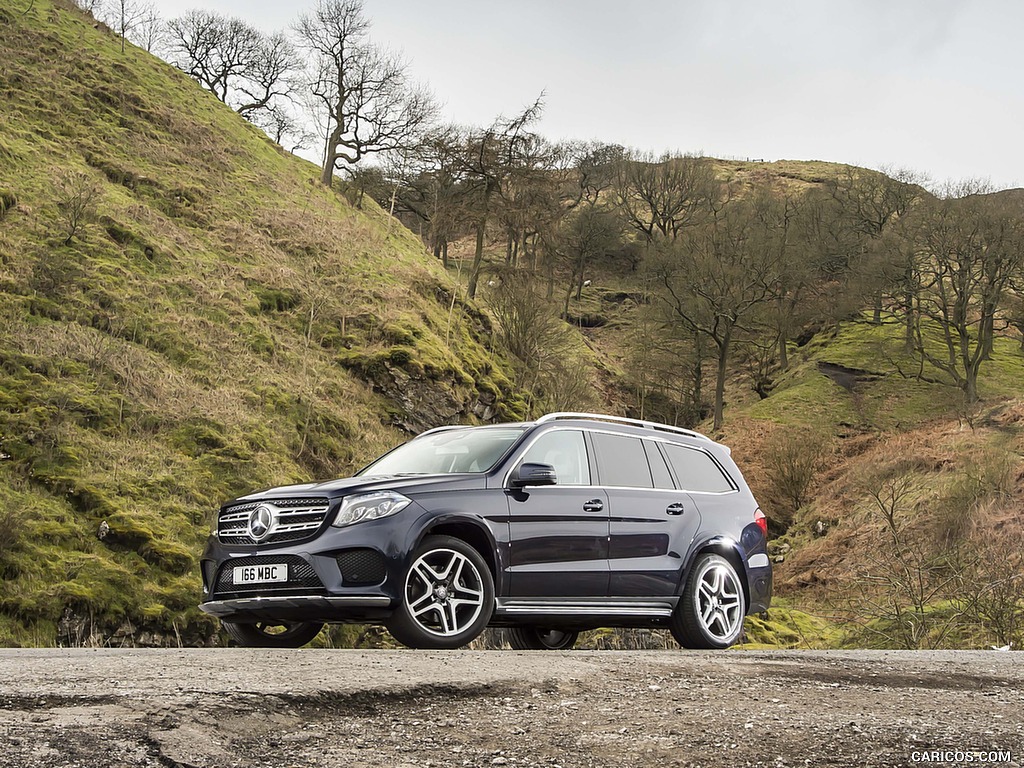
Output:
(536, 412), (711, 442)
(414, 424), (469, 439)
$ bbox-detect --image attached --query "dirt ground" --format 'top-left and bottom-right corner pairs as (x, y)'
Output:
(0, 648), (1021, 768)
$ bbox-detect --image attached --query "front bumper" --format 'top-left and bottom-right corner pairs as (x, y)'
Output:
(200, 595), (393, 623)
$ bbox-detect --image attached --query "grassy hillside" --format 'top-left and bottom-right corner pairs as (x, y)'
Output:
(0, 1), (523, 646)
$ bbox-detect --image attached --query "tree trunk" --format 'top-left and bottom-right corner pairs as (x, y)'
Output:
(872, 291), (882, 325)
(468, 219), (486, 299)
(692, 330), (704, 422)
(441, 241), (449, 270)
(778, 332), (789, 371)
(965, 370), (979, 404)
(320, 125), (344, 187)
(903, 288), (915, 353)
(713, 330), (732, 431)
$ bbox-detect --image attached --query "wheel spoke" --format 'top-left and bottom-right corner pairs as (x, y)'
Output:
(412, 599), (442, 619)
(449, 555), (466, 587)
(408, 588), (434, 613)
(452, 581), (482, 600)
(412, 561), (439, 590)
(443, 601), (461, 633)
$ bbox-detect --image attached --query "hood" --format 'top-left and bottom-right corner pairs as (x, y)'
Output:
(228, 473), (488, 504)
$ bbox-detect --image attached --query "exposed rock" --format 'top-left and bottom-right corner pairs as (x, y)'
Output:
(817, 361), (883, 392)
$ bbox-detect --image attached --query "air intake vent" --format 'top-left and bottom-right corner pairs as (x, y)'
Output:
(336, 549), (387, 586)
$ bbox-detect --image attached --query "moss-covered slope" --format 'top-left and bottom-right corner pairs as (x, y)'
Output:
(0, 1), (522, 645)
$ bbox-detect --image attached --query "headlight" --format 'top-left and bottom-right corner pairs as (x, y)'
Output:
(332, 491), (412, 527)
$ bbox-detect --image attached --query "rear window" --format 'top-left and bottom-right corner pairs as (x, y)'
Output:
(662, 444), (735, 493)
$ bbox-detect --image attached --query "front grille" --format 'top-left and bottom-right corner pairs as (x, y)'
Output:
(212, 554), (325, 598)
(337, 548), (387, 586)
(218, 497), (331, 545)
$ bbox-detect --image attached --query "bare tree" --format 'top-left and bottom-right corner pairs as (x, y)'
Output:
(127, 3), (165, 54)
(558, 204), (621, 318)
(615, 152), (718, 243)
(459, 98), (544, 299)
(104, 0), (152, 53)
(911, 181), (1024, 403)
(54, 170), (100, 245)
(827, 166), (924, 331)
(849, 471), (965, 649)
(295, 0), (435, 186)
(167, 11), (298, 121)
(388, 125), (472, 267)
(653, 196), (782, 430)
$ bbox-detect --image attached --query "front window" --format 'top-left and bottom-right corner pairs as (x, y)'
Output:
(518, 429), (590, 485)
(359, 427), (526, 476)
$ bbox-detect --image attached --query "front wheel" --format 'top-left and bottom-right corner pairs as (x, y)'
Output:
(386, 535), (494, 649)
(670, 553), (745, 649)
(222, 620), (324, 648)
(507, 627), (579, 650)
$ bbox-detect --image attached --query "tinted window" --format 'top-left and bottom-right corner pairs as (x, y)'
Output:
(592, 433), (653, 488)
(644, 441), (675, 490)
(520, 430), (590, 485)
(662, 444), (734, 493)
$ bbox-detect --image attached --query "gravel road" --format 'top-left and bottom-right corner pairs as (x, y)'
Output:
(0, 649), (1021, 767)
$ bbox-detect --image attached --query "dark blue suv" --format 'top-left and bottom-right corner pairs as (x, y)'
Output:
(200, 413), (771, 650)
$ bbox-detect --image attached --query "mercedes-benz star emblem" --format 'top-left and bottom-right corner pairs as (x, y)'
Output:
(248, 504), (274, 542)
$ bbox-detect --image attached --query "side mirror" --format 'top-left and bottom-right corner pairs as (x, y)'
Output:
(510, 462), (557, 489)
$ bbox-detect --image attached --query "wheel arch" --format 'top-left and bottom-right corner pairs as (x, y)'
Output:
(683, 536), (750, 610)
(419, 516), (499, 591)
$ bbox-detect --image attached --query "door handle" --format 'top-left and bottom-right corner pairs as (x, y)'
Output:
(666, 502), (685, 515)
(582, 499), (604, 512)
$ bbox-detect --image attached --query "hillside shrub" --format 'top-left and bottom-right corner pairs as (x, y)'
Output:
(763, 429), (829, 531)
(0, 189), (16, 218)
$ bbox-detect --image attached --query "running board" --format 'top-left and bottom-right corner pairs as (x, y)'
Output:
(495, 599), (675, 618)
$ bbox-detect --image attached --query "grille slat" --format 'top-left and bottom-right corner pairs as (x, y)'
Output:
(218, 497), (331, 546)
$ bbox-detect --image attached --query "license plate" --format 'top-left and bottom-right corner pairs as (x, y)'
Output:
(233, 564), (288, 585)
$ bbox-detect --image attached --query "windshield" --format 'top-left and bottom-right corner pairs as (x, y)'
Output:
(358, 427), (526, 477)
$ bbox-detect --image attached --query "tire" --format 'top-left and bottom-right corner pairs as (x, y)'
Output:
(386, 535), (495, 649)
(222, 620), (324, 648)
(670, 553), (745, 649)
(507, 627), (579, 650)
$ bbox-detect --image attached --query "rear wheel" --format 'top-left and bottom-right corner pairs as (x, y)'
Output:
(222, 620), (324, 648)
(670, 553), (745, 649)
(507, 627), (579, 650)
(386, 535), (494, 649)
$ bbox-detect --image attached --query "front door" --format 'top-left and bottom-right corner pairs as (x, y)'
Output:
(506, 429), (609, 597)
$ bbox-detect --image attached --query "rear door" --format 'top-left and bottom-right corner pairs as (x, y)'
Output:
(593, 433), (701, 597)
(505, 429), (609, 597)
(660, 441), (742, 551)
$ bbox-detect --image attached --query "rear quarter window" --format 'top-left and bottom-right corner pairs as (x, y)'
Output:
(662, 443), (735, 493)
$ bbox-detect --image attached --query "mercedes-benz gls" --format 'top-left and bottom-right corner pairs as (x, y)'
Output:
(199, 413), (772, 650)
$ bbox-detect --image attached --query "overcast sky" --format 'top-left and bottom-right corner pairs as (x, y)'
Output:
(150, 0), (1024, 190)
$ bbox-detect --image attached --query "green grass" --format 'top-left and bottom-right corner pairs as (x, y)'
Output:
(741, 315), (1024, 432)
(739, 598), (843, 650)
